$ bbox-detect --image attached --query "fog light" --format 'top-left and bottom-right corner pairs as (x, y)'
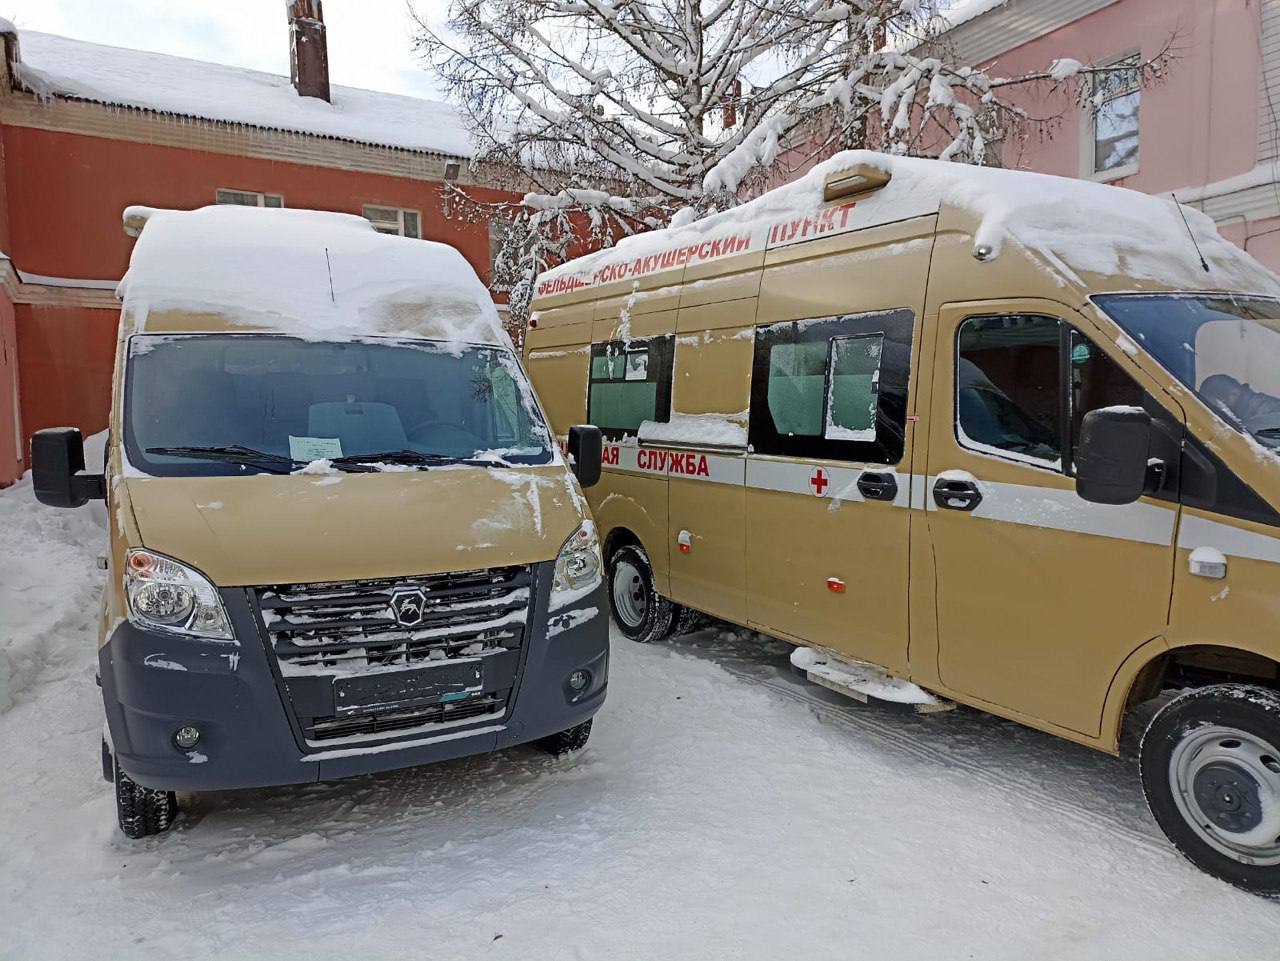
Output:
(173, 725), (201, 750)
(568, 670), (590, 692)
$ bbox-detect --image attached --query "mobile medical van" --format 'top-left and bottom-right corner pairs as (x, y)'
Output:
(526, 151), (1280, 895)
(33, 205), (608, 838)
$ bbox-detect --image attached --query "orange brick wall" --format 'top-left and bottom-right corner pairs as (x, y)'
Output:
(0, 124), (523, 478)
(0, 291), (19, 485)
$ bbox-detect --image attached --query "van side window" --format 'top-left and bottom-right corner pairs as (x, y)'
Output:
(588, 337), (674, 440)
(956, 315), (1063, 469)
(750, 309), (913, 465)
(956, 316), (1149, 474)
(1067, 329), (1145, 473)
(827, 334), (884, 442)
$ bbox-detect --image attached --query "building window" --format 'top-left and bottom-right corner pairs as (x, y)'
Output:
(363, 205), (421, 238)
(1087, 53), (1141, 179)
(215, 188), (284, 208)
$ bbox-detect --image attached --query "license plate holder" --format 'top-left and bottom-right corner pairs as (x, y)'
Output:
(333, 660), (483, 715)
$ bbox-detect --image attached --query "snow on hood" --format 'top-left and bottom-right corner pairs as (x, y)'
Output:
(118, 205), (506, 349)
(535, 151), (1279, 298)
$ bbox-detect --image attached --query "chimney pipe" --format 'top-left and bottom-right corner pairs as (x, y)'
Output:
(287, 0), (330, 103)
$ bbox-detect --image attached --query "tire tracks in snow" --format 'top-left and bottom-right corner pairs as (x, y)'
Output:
(658, 631), (1172, 859)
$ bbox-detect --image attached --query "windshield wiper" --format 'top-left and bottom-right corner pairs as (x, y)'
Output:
(330, 450), (502, 469)
(145, 445), (300, 475)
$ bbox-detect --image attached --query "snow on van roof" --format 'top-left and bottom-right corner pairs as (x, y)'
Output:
(118, 205), (505, 348)
(534, 151), (1279, 300)
(9, 30), (475, 159)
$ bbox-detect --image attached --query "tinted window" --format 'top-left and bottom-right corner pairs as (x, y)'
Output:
(956, 315), (1062, 468)
(827, 334), (883, 442)
(588, 337), (674, 440)
(766, 341), (826, 436)
(750, 309), (912, 464)
(1067, 329), (1144, 471)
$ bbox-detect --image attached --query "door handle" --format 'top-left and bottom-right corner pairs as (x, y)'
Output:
(857, 471), (898, 502)
(933, 475), (983, 512)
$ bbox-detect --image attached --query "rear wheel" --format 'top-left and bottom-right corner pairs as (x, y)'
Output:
(607, 544), (676, 643)
(1140, 684), (1280, 898)
(537, 719), (593, 757)
(114, 756), (177, 840)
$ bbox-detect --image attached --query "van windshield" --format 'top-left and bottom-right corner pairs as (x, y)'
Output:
(1094, 294), (1280, 450)
(124, 335), (555, 476)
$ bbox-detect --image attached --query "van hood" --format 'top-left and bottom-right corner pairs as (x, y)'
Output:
(122, 466), (585, 587)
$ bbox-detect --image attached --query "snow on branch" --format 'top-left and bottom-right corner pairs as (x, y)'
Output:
(412, 0), (1176, 328)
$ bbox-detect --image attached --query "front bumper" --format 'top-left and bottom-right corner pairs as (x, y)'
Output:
(100, 562), (608, 791)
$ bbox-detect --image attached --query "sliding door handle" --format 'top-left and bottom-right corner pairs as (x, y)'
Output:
(857, 472), (898, 502)
(933, 475), (983, 512)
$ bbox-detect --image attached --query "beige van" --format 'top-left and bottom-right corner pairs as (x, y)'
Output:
(526, 151), (1280, 895)
(33, 204), (608, 838)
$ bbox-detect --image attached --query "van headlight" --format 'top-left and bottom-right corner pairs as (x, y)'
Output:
(550, 521), (602, 610)
(125, 549), (233, 640)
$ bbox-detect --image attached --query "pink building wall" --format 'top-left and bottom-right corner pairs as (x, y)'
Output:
(975, 0), (1280, 272)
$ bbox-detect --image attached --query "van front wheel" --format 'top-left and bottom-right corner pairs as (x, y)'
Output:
(114, 757), (178, 840)
(607, 544), (676, 643)
(1140, 684), (1280, 898)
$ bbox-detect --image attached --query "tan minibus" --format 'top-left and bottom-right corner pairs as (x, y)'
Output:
(33, 204), (608, 838)
(526, 151), (1280, 895)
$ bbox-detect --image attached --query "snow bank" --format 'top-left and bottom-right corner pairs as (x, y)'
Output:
(13, 31), (475, 158)
(537, 151), (1279, 299)
(119, 205), (506, 349)
(0, 434), (108, 713)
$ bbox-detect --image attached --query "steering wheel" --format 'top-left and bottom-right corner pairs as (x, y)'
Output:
(406, 418), (485, 449)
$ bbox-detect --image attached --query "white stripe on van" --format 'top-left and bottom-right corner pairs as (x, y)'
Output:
(599, 445), (1186, 548)
(924, 474), (1177, 546)
(1178, 514), (1280, 565)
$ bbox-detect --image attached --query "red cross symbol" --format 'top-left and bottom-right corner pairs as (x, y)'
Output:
(809, 468), (829, 496)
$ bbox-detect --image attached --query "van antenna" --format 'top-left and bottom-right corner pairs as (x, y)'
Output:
(1171, 193), (1211, 273)
(324, 247), (336, 303)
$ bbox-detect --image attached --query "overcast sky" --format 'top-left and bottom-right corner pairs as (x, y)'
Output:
(3, 0), (451, 100)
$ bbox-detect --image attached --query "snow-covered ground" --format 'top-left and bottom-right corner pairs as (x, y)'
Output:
(3, 475), (1280, 959)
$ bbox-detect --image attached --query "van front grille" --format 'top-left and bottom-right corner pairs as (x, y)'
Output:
(255, 565), (532, 674)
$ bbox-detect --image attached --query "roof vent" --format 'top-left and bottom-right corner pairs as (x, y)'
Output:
(823, 165), (891, 203)
(287, 0), (330, 103)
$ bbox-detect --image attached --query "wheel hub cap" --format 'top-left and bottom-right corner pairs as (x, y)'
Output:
(1192, 762), (1263, 834)
(611, 559), (648, 628)
(1170, 725), (1280, 865)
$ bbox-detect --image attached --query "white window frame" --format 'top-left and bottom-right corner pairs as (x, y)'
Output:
(1081, 51), (1142, 183)
(214, 188), (284, 208)
(362, 204), (422, 238)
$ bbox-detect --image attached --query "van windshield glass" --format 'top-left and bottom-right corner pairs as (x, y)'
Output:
(1094, 294), (1280, 450)
(124, 335), (554, 475)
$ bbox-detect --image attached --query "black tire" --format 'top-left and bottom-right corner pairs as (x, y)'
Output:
(606, 544), (677, 643)
(114, 757), (178, 840)
(1140, 684), (1280, 898)
(536, 719), (593, 757)
(670, 604), (705, 638)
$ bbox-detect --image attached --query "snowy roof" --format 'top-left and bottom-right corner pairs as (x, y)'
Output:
(935, 0), (1012, 31)
(119, 206), (505, 347)
(534, 151), (1280, 301)
(8, 30), (476, 159)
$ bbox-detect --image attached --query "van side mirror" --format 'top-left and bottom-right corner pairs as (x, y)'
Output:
(567, 425), (602, 489)
(32, 428), (106, 508)
(1075, 407), (1151, 505)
